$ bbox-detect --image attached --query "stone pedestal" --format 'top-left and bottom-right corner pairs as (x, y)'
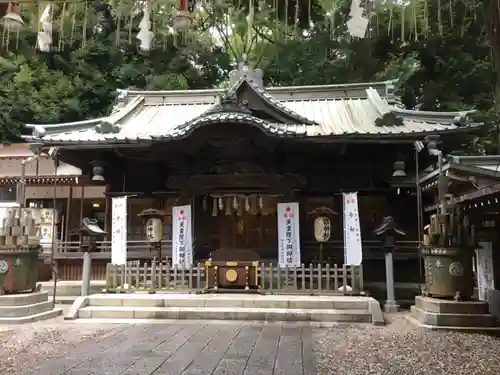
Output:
(411, 296), (499, 331)
(0, 291), (62, 324)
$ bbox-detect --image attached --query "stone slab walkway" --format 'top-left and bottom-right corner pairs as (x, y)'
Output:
(30, 323), (316, 375)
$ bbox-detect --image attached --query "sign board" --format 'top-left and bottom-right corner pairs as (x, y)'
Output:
(476, 241), (495, 301)
(277, 202), (301, 267)
(343, 192), (363, 266)
(111, 196), (127, 265)
(172, 205), (193, 268)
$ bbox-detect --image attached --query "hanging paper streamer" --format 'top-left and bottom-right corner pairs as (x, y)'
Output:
(37, 4), (53, 52)
(137, 1), (154, 52)
(347, 0), (368, 38)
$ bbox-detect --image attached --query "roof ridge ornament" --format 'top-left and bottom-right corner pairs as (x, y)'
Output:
(229, 53), (264, 89)
(375, 111), (404, 127)
(95, 121), (121, 134)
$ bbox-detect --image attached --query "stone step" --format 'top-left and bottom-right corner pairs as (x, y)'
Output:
(411, 306), (498, 328)
(77, 306), (372, 322)
(87, 293), (370, 310)
(0, 300), (53, 318)
(0, 292), (49, 307)
(0, 308), (62, 324)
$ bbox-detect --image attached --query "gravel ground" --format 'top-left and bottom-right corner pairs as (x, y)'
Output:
(0, 314), (121, 375)
(313, 313), (500, 375)
(0, 312), (499, 375)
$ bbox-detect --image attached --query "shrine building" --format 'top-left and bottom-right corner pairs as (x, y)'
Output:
(24, 63), (480, 290)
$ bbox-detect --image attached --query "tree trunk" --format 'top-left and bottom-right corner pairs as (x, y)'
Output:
(486, 0), (500, 152)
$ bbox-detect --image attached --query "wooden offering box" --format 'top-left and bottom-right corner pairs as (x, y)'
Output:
(205, 249), (259, 291)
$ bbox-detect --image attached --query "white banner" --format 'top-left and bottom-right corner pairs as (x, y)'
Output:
(476, 242), (495, 301)
(111, 196), (127, 265)
(277, 202), (301, 267)
(343, 192), (363, 266)
(172, 205), (193, 268)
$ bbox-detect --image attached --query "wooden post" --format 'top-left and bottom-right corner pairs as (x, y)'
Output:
(104, 187), (110, 241)
(65, 185), (72, 241)
(79, 185), (84, 222)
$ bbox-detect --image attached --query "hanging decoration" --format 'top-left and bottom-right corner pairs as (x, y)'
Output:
(172, 0), (191, 46)
(37, 4), (53, 52)
(236, 198), (244, 216)
(347, 0), (368, 38)
(137, 1), (154, 52)
(1, 2), (23, 31)
(224, 197), (232, 216)
(212, 198), (217, 217)
(207, 194), (282, 217)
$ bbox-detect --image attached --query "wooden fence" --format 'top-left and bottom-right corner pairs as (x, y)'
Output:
(105, 262), (364, 295)
(39, 240), (173, 261)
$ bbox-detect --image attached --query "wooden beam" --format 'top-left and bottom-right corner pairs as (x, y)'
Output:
(456, 183), (500, 203)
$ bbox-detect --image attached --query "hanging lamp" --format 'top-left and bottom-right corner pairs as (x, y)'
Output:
(1, 2), (24, 31)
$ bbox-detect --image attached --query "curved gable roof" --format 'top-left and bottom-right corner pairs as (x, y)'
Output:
(25, 76), (480, 145)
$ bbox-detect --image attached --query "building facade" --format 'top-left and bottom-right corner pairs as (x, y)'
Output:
(25, 65), (480, 289)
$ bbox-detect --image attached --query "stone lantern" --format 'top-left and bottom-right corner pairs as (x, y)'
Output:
(374, 216), (406, 312)
(70, 218), (106, 296)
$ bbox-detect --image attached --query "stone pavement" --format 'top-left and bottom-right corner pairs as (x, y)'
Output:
(30, 323), (317, 375)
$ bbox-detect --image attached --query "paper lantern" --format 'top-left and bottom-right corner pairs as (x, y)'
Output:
(314, 216), (331, 243)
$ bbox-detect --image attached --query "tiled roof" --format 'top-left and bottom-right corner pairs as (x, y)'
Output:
(26, 79), (480, 144)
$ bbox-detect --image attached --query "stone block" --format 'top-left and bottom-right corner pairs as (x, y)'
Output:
(89, 308), (135, 319)
(133, 308), (160, 319)
(65, 297), (88, 320)
(0, 301), (52, 318)
(122, 297), (164, 308)
(411, 306), (497, 327)
(204, 298), (244, 308)
(0, 292), (48, 307)
(178, 308), (212, 320)
(88, 297), (123, 307)
(0, 308), (62, 324)
(415, 296), (490, 315)
(163, 297), (202, 308)
(78, 308), (92, 319)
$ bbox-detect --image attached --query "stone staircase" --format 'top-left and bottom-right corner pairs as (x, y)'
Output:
(0, 292), (62, 324)
(67, 293), (384, 325)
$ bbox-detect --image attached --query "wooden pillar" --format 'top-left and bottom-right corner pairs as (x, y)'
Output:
(79, 185), (84, 222)
(64, 185), (72, 241)
(104, 185), (110, 240)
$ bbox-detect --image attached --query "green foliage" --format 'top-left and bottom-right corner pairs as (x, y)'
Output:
(0, 0), (497, 155)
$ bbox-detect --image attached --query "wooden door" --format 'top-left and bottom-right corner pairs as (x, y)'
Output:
(213, 213), (277, 257)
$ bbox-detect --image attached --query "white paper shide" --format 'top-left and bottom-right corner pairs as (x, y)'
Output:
(343, 192), (363, 266)
(111, 196), (127, 265)
(277, 202), (301, 267)
(172, 205), (193, 268)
